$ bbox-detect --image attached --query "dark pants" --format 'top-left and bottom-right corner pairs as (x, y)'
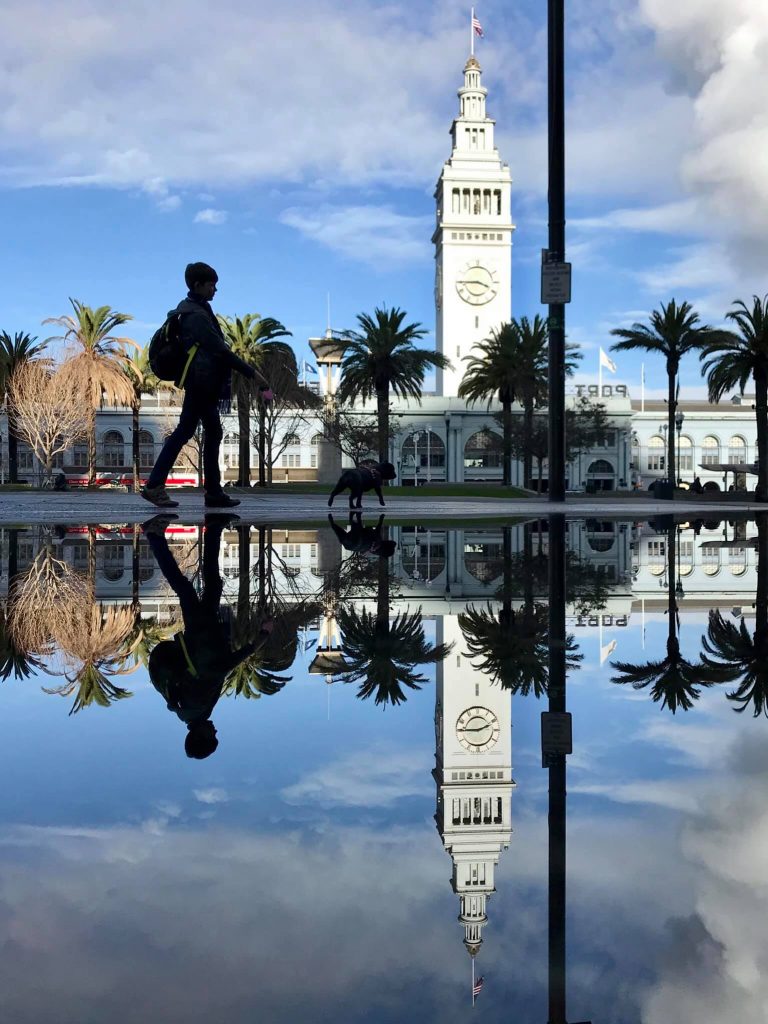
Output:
(147, 387), (223, 493)
(146, 519), (225, 622)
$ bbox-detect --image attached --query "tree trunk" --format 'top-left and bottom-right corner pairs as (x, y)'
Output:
(755, 369), (768, 502)
(522, 399), (535, 490)
(502, 397), (512, 487)
(377, 385), (389, 466)
(236, 522), (251, 628)
(258, 405), (266, 487)
(376, 542), (390, 630)
(132, 523), (140, 609)
(132, 399), (140, 491)
(7, 408), (18, 484)
(755, 514), (768, 651)
(196, 426), (203, 487)
(87, 396), (97, 487)
(667, 362), (677, 492)
(536, 456), (544, 493)
(667, 519), (678, 660)
(236, 376), (251, 487)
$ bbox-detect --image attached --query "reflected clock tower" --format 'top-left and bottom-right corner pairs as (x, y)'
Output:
(433, 615), (515, 960)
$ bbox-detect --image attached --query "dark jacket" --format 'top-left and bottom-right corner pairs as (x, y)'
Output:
(172, 292), (255, 394)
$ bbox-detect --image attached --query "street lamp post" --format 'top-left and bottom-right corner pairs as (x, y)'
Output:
(413, 431), (422, 487)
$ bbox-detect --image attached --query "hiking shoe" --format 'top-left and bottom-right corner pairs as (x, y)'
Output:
(204, 492), (241, 509)
(142, 513), (178, 537)
(140, 485), (179, 508)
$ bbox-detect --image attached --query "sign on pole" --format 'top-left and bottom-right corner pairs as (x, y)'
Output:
(541, 711), (572, 766)
(541, 254), (572, 304)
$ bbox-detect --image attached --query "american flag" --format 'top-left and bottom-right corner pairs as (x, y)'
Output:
(472, 14), (484, 37)
(473, 975), (485, 998)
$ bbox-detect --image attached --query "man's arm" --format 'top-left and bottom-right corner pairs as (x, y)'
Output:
(182, 310), (259, 380)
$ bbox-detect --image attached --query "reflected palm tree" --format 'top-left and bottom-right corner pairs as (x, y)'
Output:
(43, 604), (137, 715)
(612, 519), (727, 712)
(337, 554), (451, 706)
(460, 525), (581, 696)
(701, 515), (768, 716)
(0, 606), (44, 682)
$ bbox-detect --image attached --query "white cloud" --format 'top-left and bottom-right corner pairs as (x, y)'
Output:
(280, 204), (431, 266)
(281, 746), (431, 807)
(194, 208), (227, 225)
(193, 787), (229, 804)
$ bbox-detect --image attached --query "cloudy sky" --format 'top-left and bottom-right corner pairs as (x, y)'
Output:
(1, 0), (766, 396)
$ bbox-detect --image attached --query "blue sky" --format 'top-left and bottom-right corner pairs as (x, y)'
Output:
(1, 0), (767, 399)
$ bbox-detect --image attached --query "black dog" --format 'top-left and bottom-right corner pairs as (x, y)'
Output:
(328, 461), (396, 509)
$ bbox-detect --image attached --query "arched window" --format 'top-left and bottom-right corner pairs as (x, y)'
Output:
(646, 435), (665, 472)
(282, 433), (301, 468)
(701, 435), (720, 466)
(310, 433), (324, 469)
(401, 430), (446, 475)
(587, 460), (615, 492)
(464, 429), (503, 470)
(728, 435), (747, 463)
(102, 429), (124, 467)
(464, 541), (504, 583)
(139, 429), (155, 469)
(678, 435), (693, 473)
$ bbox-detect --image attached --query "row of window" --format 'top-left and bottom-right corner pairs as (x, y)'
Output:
(643, 434), (752, 471)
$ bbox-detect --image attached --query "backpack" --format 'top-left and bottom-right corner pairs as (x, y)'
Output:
(148, 312), (197, 385)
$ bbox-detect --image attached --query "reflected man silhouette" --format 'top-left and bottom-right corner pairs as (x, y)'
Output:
(144, 514), (272, 758)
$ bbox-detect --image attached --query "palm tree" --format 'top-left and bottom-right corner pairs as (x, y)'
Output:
(44, 300), (136, 485)
(700, 514), (768, 715)
(337, 307), (450, 465)
(459, 317), (579, 488)
(612, 520), (727, 712)
(611, 301), (713, 494)
(0, 331), (49, 482)
(218, 314), (292, 486)
(700, 295), (768, 501)
(336, 555), (452, 706)
(119, 343), (162, 490)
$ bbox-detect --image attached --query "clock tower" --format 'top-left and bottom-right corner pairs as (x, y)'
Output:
(433, 615), (515, 961)
(433, 55), (514, 397)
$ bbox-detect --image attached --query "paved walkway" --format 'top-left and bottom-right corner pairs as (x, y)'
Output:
(0, 489), (762, 525)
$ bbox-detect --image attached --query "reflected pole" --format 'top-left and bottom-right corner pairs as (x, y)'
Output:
(547, 0), (566, 502)
(546, 514), (591, 1024)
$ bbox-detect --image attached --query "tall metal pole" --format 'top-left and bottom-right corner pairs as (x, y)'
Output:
(547, 0), (566, 502)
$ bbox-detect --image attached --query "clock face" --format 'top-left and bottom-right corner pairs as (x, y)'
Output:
(456, 261), (498, 305)
(456, 706), (500, 752)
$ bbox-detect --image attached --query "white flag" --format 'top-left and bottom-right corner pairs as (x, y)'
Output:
(600, 638), (617, 665)
(600, 348), (617, 374)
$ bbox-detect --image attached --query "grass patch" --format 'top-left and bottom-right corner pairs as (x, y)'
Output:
(240, 482), (530, 499)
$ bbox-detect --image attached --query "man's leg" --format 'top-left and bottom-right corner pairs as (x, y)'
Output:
(144, 530), (199, 621)
(147, 390), (203, 490)
(199, 400), (224, 495)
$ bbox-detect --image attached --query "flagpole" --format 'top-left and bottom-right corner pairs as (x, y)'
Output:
(641, 597), (646, 649)
(598, 351), (603, 398)
(599, 615), (603, 663)
(472, 957), (475, 1008)
(471, 7), (475, 56)
(641, 362), (645, 412)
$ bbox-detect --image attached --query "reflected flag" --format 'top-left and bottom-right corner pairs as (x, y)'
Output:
(473, 975), (485, 998)
(600, 638), (617, 665)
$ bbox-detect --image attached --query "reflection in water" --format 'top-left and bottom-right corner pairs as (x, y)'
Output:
(703, 514), (768, 716)
(3, 516), (768, 1018)
(612, 517), (731, 713)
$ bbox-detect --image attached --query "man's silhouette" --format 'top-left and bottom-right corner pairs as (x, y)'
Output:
(144, 514), (271, 758)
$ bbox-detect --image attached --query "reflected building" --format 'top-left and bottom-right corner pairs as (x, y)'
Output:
(433, 615), (514, 961)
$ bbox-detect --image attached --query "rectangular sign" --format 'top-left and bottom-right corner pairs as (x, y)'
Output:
(541, 261), (572, 304)
(541, 711), (573, 761)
